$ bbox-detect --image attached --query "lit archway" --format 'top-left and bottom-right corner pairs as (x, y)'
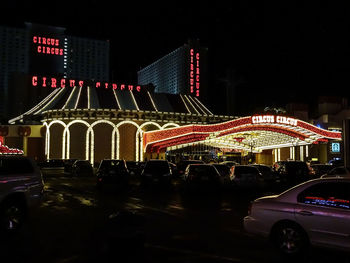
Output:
(88, 120), (116, 164)
(47, 120), (67, 159)
(64, 120), (90, 160)
(116, 121), (140, 160)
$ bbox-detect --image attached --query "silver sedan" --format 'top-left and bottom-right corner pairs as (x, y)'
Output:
(244, 178), (350, 256)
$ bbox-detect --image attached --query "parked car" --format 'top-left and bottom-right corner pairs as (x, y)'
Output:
(176, 160), (204, 178)
(140, 160), (172, 186)
(71, 160), (94, 177)
(321, 166), (350, 178)
(212, 163), (231, 186)
(249, 164), (279, 184)
(244, 178), (350, 256)
(273, 161), (312, 186)
(220, 161), (240, 168)
(0, 156), (44, 232)
(230, 165), (264, 188)
(126, 161), (143, 177)
(96, 159), (130, 187)
(39, 159), (65, 176)
(183, 164), (221, 190)
(310, 164), (333, 178)
(63, 159), (77, 175)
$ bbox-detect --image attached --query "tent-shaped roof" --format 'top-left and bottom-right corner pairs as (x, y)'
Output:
(9, 85), (213, 124)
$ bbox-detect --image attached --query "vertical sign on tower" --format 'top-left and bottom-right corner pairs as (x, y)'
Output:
(189, 48), (200, 97)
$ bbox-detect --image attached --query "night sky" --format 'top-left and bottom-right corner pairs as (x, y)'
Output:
(2, 1), (350, 116)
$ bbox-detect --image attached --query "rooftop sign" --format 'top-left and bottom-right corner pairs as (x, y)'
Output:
(251, 115), (298, 126)
(31, 75), (141, 92)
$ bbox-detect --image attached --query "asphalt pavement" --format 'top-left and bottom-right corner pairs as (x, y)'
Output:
(1, 174), (349, 263)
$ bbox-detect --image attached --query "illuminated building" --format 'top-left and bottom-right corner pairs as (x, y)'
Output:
(4, 77), (342, 165)
(137, 39), (208, 101)
(0, 22), (109, 119)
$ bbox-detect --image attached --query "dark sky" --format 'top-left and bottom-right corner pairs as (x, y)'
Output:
(2, 1), (350, 115)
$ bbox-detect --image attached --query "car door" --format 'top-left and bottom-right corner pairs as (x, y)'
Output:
(294, 182), (350, 250)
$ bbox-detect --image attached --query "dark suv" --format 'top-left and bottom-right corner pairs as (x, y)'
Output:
(140, 160), (172, 186)
(96, 159), (130, 187)
(0, 156), (44, 232)
(274, 160), (312, 186)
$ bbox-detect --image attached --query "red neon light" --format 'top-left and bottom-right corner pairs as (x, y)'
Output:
(51, 78), (57, 88)
(195, 52), (200, 97)
(190, 49), (194, 94)
(32, 76), (37, 86)
(33, 35), (63, 56)
(143, 116), (342, 151)
(31, 76), (143, 92)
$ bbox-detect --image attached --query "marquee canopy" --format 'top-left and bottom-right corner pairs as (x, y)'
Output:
(143, 115), (342, 153)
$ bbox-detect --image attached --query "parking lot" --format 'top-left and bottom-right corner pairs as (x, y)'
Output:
(0, 168), (348, 263)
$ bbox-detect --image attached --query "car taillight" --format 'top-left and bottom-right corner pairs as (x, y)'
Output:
(308, 166), (315, 176)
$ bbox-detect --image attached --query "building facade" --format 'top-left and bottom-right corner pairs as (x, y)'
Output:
(137, 39), (208, 100)
(0, 22), (109, 120)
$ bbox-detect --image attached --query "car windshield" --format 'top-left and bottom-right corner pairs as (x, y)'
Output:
(213, 165), (230, 176)
(189, 165), (218, 176)
(144, 161), (170, 174)
(99, 160), (125, 169)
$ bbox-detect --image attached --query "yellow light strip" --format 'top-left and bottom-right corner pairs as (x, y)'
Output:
(87, 86), (91, 109)
(35, 87), (66, 114)
(184, 95), (200, 115)
(194, 97), (213, 115)
(113, 89), (122, 109)
(188, 95), (206, 115)
(62, 86), (77, 109)
(180, 94), (191, 113)
(74, 86), (82, 109)
(130, 90), (140, 111)
(147, 91), (158, 112)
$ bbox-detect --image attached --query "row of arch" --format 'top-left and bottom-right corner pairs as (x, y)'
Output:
(43, 120), (180, 164)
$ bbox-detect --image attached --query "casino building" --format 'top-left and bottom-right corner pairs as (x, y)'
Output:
(0, 22), (109, 120)
(0, 25), (343, 165)
(137, 39), (208, 101)
(3, 77), (342, 165)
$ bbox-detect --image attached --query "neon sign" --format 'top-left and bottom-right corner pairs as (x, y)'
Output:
(33, 35), (63, 56)
(31, 75), (141, 91)
(331, 142), (340, 153)
(189, 48), (200, 97)
(251, 115), (298, 126)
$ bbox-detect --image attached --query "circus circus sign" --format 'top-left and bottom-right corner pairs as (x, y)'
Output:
(31, 75), (142, 92)
(251, 115), (298, 126)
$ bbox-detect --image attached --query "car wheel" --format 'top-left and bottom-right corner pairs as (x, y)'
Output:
(272, 222), (309, 257)
(0, 199), (26, 232)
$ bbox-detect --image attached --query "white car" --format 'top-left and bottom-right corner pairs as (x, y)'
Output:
(244, 178), (350, 256)
(320, 166), (350, 178)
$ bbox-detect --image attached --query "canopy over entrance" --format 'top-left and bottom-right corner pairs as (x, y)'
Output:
(143, 115), (342, 153)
